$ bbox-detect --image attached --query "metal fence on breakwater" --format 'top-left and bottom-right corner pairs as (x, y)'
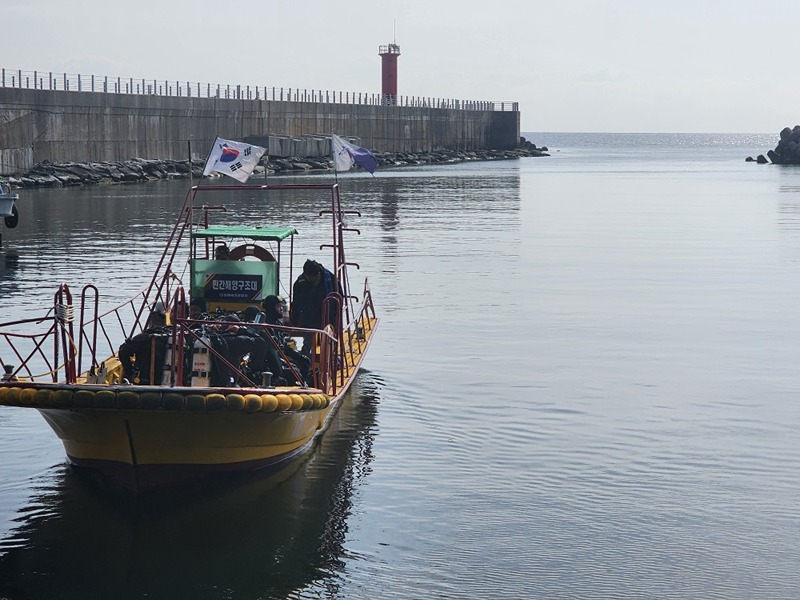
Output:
(0, 67), (518, 113)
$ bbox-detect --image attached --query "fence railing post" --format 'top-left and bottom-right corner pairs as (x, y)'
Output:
(0, 67), (513, 114)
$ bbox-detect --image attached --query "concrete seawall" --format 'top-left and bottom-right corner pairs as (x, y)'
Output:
(0, 88), (520, 175)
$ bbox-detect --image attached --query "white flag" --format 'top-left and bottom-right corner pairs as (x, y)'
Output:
(203, 137), (266, 183)
(332, 134), (355, 172)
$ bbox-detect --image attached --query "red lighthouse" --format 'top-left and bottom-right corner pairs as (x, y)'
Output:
(379, 42), (401, 105)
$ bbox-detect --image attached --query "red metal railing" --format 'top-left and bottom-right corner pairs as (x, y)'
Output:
(1, 182), (378, 391)
(0, 280), (375, 393)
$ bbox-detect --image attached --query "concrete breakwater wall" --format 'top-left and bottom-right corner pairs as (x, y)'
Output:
(0, 87), (519, 176)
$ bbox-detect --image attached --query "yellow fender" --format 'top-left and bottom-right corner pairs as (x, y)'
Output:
(225, 394), (245, 411)
(185, 394), (207, 411)
(288, 394), (303, 411)
(117, 391), (139, 409)
(244, 393), (262, 412)
(162, 392), (184, 411)
(0, 385), (334, 412)
(52, 389), (73, 407)
(260, 394), (279, 412)
(275, 394), (292, 411)
(19, 387), (38, 406)
(206, 393), (227, 411)
(2, 387), (23, 404)
(73, 389), (95, 407)
(35, 388), (53, 407)
(140, 392), (162, 409)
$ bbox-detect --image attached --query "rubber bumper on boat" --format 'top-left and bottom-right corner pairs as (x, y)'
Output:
(0, 386), (330, 412)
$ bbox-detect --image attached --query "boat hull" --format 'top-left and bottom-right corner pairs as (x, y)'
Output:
(0, 383), (344, 489)
(0, 194), (17, 218)
(39, 407), (329, 489)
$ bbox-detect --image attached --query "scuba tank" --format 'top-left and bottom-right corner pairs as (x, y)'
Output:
(161, 332), (174, 385)
(191, 332), (212, 387)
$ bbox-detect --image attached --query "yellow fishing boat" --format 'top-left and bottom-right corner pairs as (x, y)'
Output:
(0, 182), (378, 489)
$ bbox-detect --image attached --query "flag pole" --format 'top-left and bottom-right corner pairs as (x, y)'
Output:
(199, 136), (218, 185)
(188, 138), (193, 189)
(188, 138), (193, 230)
(191, 136), (217, 263)
(331, 133), (339, 184)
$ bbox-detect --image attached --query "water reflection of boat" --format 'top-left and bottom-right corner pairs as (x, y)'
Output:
(0, 373), (380, 599)
(0, 249), (19, 278)
(0, 182), (378, 489)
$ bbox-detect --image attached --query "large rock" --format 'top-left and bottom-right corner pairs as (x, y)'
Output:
(759, 126), (800, 165)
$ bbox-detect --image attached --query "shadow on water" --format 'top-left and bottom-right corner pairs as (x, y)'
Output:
(0, 373), (382, 600)
(0, 248), (20, 279)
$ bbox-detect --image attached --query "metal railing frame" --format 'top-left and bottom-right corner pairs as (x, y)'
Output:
(0, 67), (518, 113)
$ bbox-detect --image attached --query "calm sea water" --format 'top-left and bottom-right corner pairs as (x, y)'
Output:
(2, 132), (800, 599)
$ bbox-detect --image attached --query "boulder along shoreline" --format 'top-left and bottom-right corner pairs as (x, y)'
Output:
(1, 138), (549, 189)
(746, 125), (800, 165)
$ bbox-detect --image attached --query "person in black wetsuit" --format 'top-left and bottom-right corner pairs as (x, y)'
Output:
(214, 244), (231, 260)
(119, 302), (169, 384)
(209, 314), (268, 386)
(290, 259), (341, 355)
(189, 298), (207, 320)
(243, 296), (310, 385)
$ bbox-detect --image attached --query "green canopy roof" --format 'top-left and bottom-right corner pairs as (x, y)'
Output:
(192, 225), (298, 242)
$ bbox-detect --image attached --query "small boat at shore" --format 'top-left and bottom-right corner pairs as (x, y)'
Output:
(0, 181), (378, 489)
(0, 182), (19, 229)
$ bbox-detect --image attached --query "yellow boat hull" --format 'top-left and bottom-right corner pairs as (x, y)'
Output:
(0, 381), (351, 489)
(37, 404), (332, 488)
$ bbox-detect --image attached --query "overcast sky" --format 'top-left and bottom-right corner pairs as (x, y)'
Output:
(3, 0), (798, 133)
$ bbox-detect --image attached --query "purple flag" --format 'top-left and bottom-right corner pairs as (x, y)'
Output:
(331, 134), (378, 174)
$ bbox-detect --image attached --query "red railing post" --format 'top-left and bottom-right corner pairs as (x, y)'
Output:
(54, 284), (77, 383)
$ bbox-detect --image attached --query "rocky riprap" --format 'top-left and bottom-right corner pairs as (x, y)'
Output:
(747, 125), (800, 165)
(1, 139), (549, 189)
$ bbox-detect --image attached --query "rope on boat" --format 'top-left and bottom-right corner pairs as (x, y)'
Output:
(26, 366), (66, 379)
(0, 386), (330, 412)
